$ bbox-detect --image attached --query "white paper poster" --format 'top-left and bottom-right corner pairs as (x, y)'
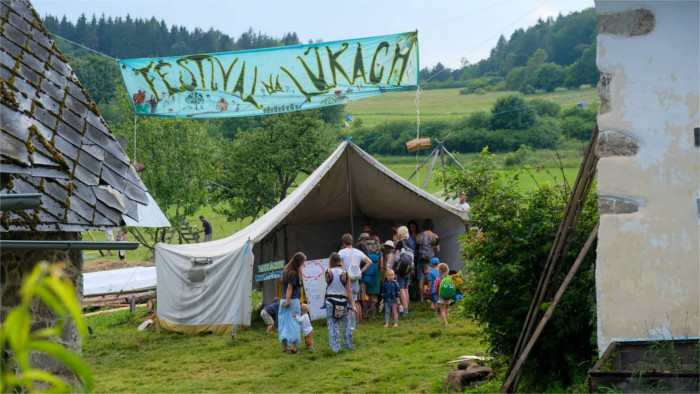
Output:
(301, 258), (329, 320)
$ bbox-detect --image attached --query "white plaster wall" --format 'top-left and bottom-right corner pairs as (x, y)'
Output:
(595, 0), (699, 353)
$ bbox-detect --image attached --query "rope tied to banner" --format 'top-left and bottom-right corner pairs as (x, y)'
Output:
(133, 115), (137, 164)
(414, 85), (422, 186)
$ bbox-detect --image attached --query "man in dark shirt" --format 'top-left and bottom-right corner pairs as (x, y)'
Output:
(198, 215), (213, 242)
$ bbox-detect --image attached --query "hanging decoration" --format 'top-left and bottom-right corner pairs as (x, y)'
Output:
(118, 32), (418, 118)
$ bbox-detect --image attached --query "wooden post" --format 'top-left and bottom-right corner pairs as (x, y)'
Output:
(86, 230), (104, 256)
(500, 223), (599, 393)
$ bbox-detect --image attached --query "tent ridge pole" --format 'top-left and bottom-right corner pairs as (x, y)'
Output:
(346, 149), (354, 237)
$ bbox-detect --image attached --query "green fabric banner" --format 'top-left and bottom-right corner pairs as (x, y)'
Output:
(118, 32), (418, 118)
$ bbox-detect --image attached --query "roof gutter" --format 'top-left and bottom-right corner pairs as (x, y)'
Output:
(0, 240), (141, 251)
(0, 193), (43, 211)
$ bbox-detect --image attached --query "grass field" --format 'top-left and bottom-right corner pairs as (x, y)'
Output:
(346, 87), (599, 128)
(83, 302), (496, 392)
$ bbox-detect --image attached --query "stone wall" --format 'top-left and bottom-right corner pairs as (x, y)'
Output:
(594, 1), (699, 353)
(1, 231), (83, 384)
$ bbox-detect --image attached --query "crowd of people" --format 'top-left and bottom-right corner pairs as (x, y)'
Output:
(266, 219), (459, 354)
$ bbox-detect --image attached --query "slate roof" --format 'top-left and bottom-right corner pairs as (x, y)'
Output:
(0, 0), (161, 232)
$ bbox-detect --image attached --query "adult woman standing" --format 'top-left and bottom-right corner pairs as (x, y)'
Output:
(394, 226), (413, 317)
(416, 219), (440, 303)
(325, 252), (356, 352)
(278, 252), (306, 354)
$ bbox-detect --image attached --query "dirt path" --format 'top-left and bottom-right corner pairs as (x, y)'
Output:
(83, 258), (154, 273)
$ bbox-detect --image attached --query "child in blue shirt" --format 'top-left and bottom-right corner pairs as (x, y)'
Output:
(381, 269), (401, 327)
(261, 299), (280, 333)
(427, 258), (440, 312)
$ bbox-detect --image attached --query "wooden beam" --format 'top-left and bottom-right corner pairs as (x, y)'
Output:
(500, 223), (599, 393)
(407, 146), (438, 182)
(422, 148), (440, 190)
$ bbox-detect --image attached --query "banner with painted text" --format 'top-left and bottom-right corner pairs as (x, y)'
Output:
(118, 32), (419, 118)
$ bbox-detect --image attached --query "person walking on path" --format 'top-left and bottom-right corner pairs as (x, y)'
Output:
(116, 228), (128, 263)
(278, 252), (305, 354)
(198, 215), (213, 242)
(325, 252), (356, 352)
(106, 230), (114, 256)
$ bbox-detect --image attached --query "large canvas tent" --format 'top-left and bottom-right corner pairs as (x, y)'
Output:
(154, 141), (466, 334)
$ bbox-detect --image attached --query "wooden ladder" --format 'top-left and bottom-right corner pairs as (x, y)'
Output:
(164, 218), (200, 244)
(179, 219), (200, 244)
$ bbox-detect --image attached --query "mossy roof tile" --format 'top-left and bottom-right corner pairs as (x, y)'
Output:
(56, 120), (83, 148)
(71, 179), (95, 206)
(72, 165), (98, 186)
(92, 208), (115, 227)
(120, 195), (139, 221)
(26, 38), (49, 62)
(2, 19), (28, 47)
(32, 105), (59, 130)
(123, 177), (148, 205)
(94, 185), (127, 214)
(0, 132), (31, 166)
(76, 146), (102, 176)
(68, 194), (95, 222)
(8, 11), (31, 35)
(0, 36), (22, 58)
(0, 106), (32, 140)
(52, 135), (79, 161)
(60, 108), (84, 133)
(40, 78), (64, 102)
(100, 165), (126, 192)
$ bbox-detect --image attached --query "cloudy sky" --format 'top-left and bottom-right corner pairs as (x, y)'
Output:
(33, 0), (594, 68)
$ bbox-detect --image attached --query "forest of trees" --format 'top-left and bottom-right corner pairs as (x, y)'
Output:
(420, 8), (598, 93)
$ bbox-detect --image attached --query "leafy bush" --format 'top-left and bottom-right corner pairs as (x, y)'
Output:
(527, 98), (561, 117)
(504, 144), (531, 166)
(558, 104), (598, 140)
(489, 94), (538, 130)
(438, 149), (598, 391)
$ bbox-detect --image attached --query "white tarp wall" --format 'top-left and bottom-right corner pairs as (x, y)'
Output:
(154, 141), (466, 333)
(154, 237), (254, 334)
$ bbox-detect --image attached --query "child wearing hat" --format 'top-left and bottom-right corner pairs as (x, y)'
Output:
(427, 258), (440, 312)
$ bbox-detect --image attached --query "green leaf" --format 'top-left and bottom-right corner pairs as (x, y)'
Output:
(23, 369), (70, 392)
(34, 285), (67, 318)
(43, 275), (88, 339)
(28, 340), (94, 392)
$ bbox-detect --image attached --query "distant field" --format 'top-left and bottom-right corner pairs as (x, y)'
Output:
(346, 87), (599, 128)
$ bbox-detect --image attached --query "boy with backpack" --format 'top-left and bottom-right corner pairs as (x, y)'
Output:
(427, 258), (440, 312)
(433, 263), (456, 327)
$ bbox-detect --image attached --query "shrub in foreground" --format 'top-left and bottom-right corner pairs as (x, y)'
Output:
(439, 148), (598, 391)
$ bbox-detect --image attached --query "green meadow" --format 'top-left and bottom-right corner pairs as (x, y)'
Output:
(346, 87), (598, 128)
(83, 303), (494, 392)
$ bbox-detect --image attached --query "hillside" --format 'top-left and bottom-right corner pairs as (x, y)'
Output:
(346, 87), (598, 129)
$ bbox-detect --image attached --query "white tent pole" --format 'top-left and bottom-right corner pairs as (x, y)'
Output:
(232, 238), (252, 339)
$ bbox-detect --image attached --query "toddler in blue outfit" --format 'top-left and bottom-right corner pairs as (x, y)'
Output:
(381, 269), (401, 327)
